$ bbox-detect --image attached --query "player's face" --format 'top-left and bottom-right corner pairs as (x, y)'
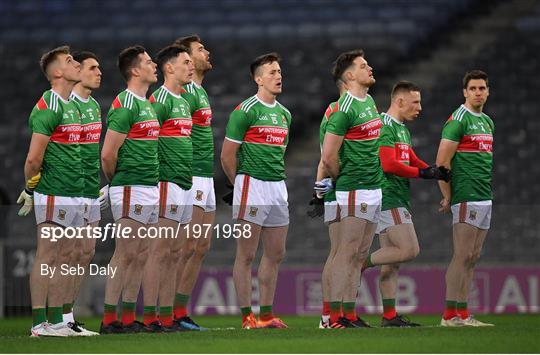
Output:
(173, 52), (195, 86)
(351, 56), (375, 87)
(401, 91), (422, 121)
(59, 53), (81, 83)
(257, 61), (282, 95)
(137, 52), (158, 84)
(80, 58), (102, 90)
(463, 79), (489, 109)
(190, 42), (212, 72)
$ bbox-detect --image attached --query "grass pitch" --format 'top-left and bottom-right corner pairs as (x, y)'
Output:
(0, 315), (538, 353)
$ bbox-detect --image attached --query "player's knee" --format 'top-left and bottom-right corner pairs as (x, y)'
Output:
(155, 247), (171, 264)
(194, 239), (211, 258)
(403, 245), (419, 261)
(268, 248), (286, 264)
(80, 247), (96, 266)
(470, 251), (482, 266)
(180, 244), (196, 261)
(238, 251), (256, 266)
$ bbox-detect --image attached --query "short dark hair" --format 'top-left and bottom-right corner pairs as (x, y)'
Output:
(39, 45), (70, 78)
(174, 34), (202, 54)
(250, 52), (281, 78)
(72, 51), (98, 66)
(463, 70), (488, 89)
(118, 45), (146, 81)
(155, 44), (189, 74)
(391, 81), (421, 98)
(331, 49), (364, 83)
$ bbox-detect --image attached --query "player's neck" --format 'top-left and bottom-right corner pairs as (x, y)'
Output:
(464, 102), (483, 114)
(192, 71), (204, 86)
(127, 80), (150, 99)
(51, 79), (77, 101)
(348, 84), (368, 100)
(163, 79), (184, 96)
(386, 108), (404, 123)
(72, 84), (91, 100)
(256, 90), (276, 106)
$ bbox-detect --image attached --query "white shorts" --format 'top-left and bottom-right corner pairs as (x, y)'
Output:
(110, 185), (159, 224)
(232, 174), (289, 227)
(158, 181), (193, 224)
(189, 176), (216, 212)
(336, 189), (382, 224)
(324, 201), (341, 225)
(34, 192), (86, 228)
(451, 200), (492, 230)
(82, 197), (101, 224)
(376, 207), (413, 234)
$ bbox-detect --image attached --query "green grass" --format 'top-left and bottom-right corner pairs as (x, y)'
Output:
(1, 315), (538, 353)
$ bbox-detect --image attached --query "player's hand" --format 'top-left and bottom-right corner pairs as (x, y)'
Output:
(314, 178), (333, 199)
(98, 185), (110, 211)
(439, 197), (450, 213)
(222, 183), (234, 206)
(26, 172), (42, 190)
(437, 166), (452, 182)
(307, 194), (324, 218)
(16, 188), (34, 217)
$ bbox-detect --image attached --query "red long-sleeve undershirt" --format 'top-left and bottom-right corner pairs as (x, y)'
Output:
(379, 146), (429, 178)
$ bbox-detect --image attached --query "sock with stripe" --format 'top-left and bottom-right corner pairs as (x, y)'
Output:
(329, 301), (342, 324)
(241, 306), (253, 323)
(32, 308), (47, 327)
(343, 302), (357, 321)
(457, 302), (469, 320)
(322, 301), (331, 316)
(121, 301), (136, 325)
(173, 293), (189, 319)
(143, 306), (157, 326)
(160, 306), (174, 327)
(382, 298), (397, 320)
(103, 303), (117, 325)
(443, 300), (458, 320)
(259, 305), (274, 321)
(47, 306), (63, 325)
(361, 254), (374, 272)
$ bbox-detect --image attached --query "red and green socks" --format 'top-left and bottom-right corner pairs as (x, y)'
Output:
(329, 301), (342, 324)
(443, 300), (458, 320)
(343, 302), (357, 321)
(457, 302), (469, 320)
(241, 306), (253, 322)
(259, 305), (274, 321)
(383, 298), (397, 320)
(322, 301), (330, 316)
(103, 303), (117, 325)
(173, 293), (189, 319)
(143, 306), (158, 326)
(121, 301), (136, 325)
(32, 308), (47, 327)
(160, 306), (174, 327)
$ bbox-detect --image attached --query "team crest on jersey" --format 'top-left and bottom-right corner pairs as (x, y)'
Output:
(58, 209), (66, 220)
(170, 205), (178, 214)
(134, 204), (143, 215)
(403, 210), (411, 219)
(281, 115), (287, 125)
(195, 190), (204, 201)
(469, 210), (477, 221)
(249, 207), (258, 217)
(360, 203), (368, 214)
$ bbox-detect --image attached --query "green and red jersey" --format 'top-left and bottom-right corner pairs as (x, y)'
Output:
(150, 85), (193, 190)
(107, 90), (159, 187)
(71, 92), (102, 198)
(225, 95), (291, 181)
(181, 81), (213, 178)
(442, 104), (494, 204)
(319, 101), (339, 202)
(325, 92), (383, 191)
(29, 90), (83, 197)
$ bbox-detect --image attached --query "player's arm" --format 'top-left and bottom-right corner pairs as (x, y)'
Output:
(101, 130), (126, 182)
(220, 138), (241, 185)
(436, 138), (458, 212)
(379, 146), (421, 178)
(24, 133), (49, 180)
(321, 132), (343, 180)
(221, 108), (250, 184)
(409, 148), (429, 169)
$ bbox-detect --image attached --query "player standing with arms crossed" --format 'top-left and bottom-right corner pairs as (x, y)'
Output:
(362, 81), (450, 327)
(221, 53), (291, 329)
(100, 46), (160, 333)
(437, 70), (494, 327)
(321, 50), (381, 328)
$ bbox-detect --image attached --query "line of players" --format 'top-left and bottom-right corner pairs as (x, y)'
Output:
(309, 50), (494, 329)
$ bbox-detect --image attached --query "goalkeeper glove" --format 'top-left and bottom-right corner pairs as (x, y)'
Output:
(16, 188), (34, 217)
(98, 185), (110, 211)
(307, 194), (324, 218)
(313, 178), (333, 199)
(419, 165), (451, 181)
(222, 183), (234, 206)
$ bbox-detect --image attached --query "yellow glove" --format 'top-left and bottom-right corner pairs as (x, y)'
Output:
(16, 188), (34, 217)
(26, 172), (42, 190)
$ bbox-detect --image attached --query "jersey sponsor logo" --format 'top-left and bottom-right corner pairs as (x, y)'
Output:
(80, 122), (102, 144)
(159, 118), (192, 137)
(50, 123), (82, 144)
(395, 143), (411, 163)
(457, 134), (493, 153)
(244, 125), (288, 146)
(127, 120), (160, 140)
(192, 108), (212, 127)
(344, 118), (382, 141)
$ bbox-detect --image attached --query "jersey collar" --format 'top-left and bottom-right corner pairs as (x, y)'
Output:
(70, 91), (90, 103)
(461, 104), (483, 117)
(126, 89), (146, 101)
(383, 112), (404, 125)
(161, 85), (182, 99)
(51, 89), (70, 104)
(346, 91), (368, 102)
(255, 95), (277, 108)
